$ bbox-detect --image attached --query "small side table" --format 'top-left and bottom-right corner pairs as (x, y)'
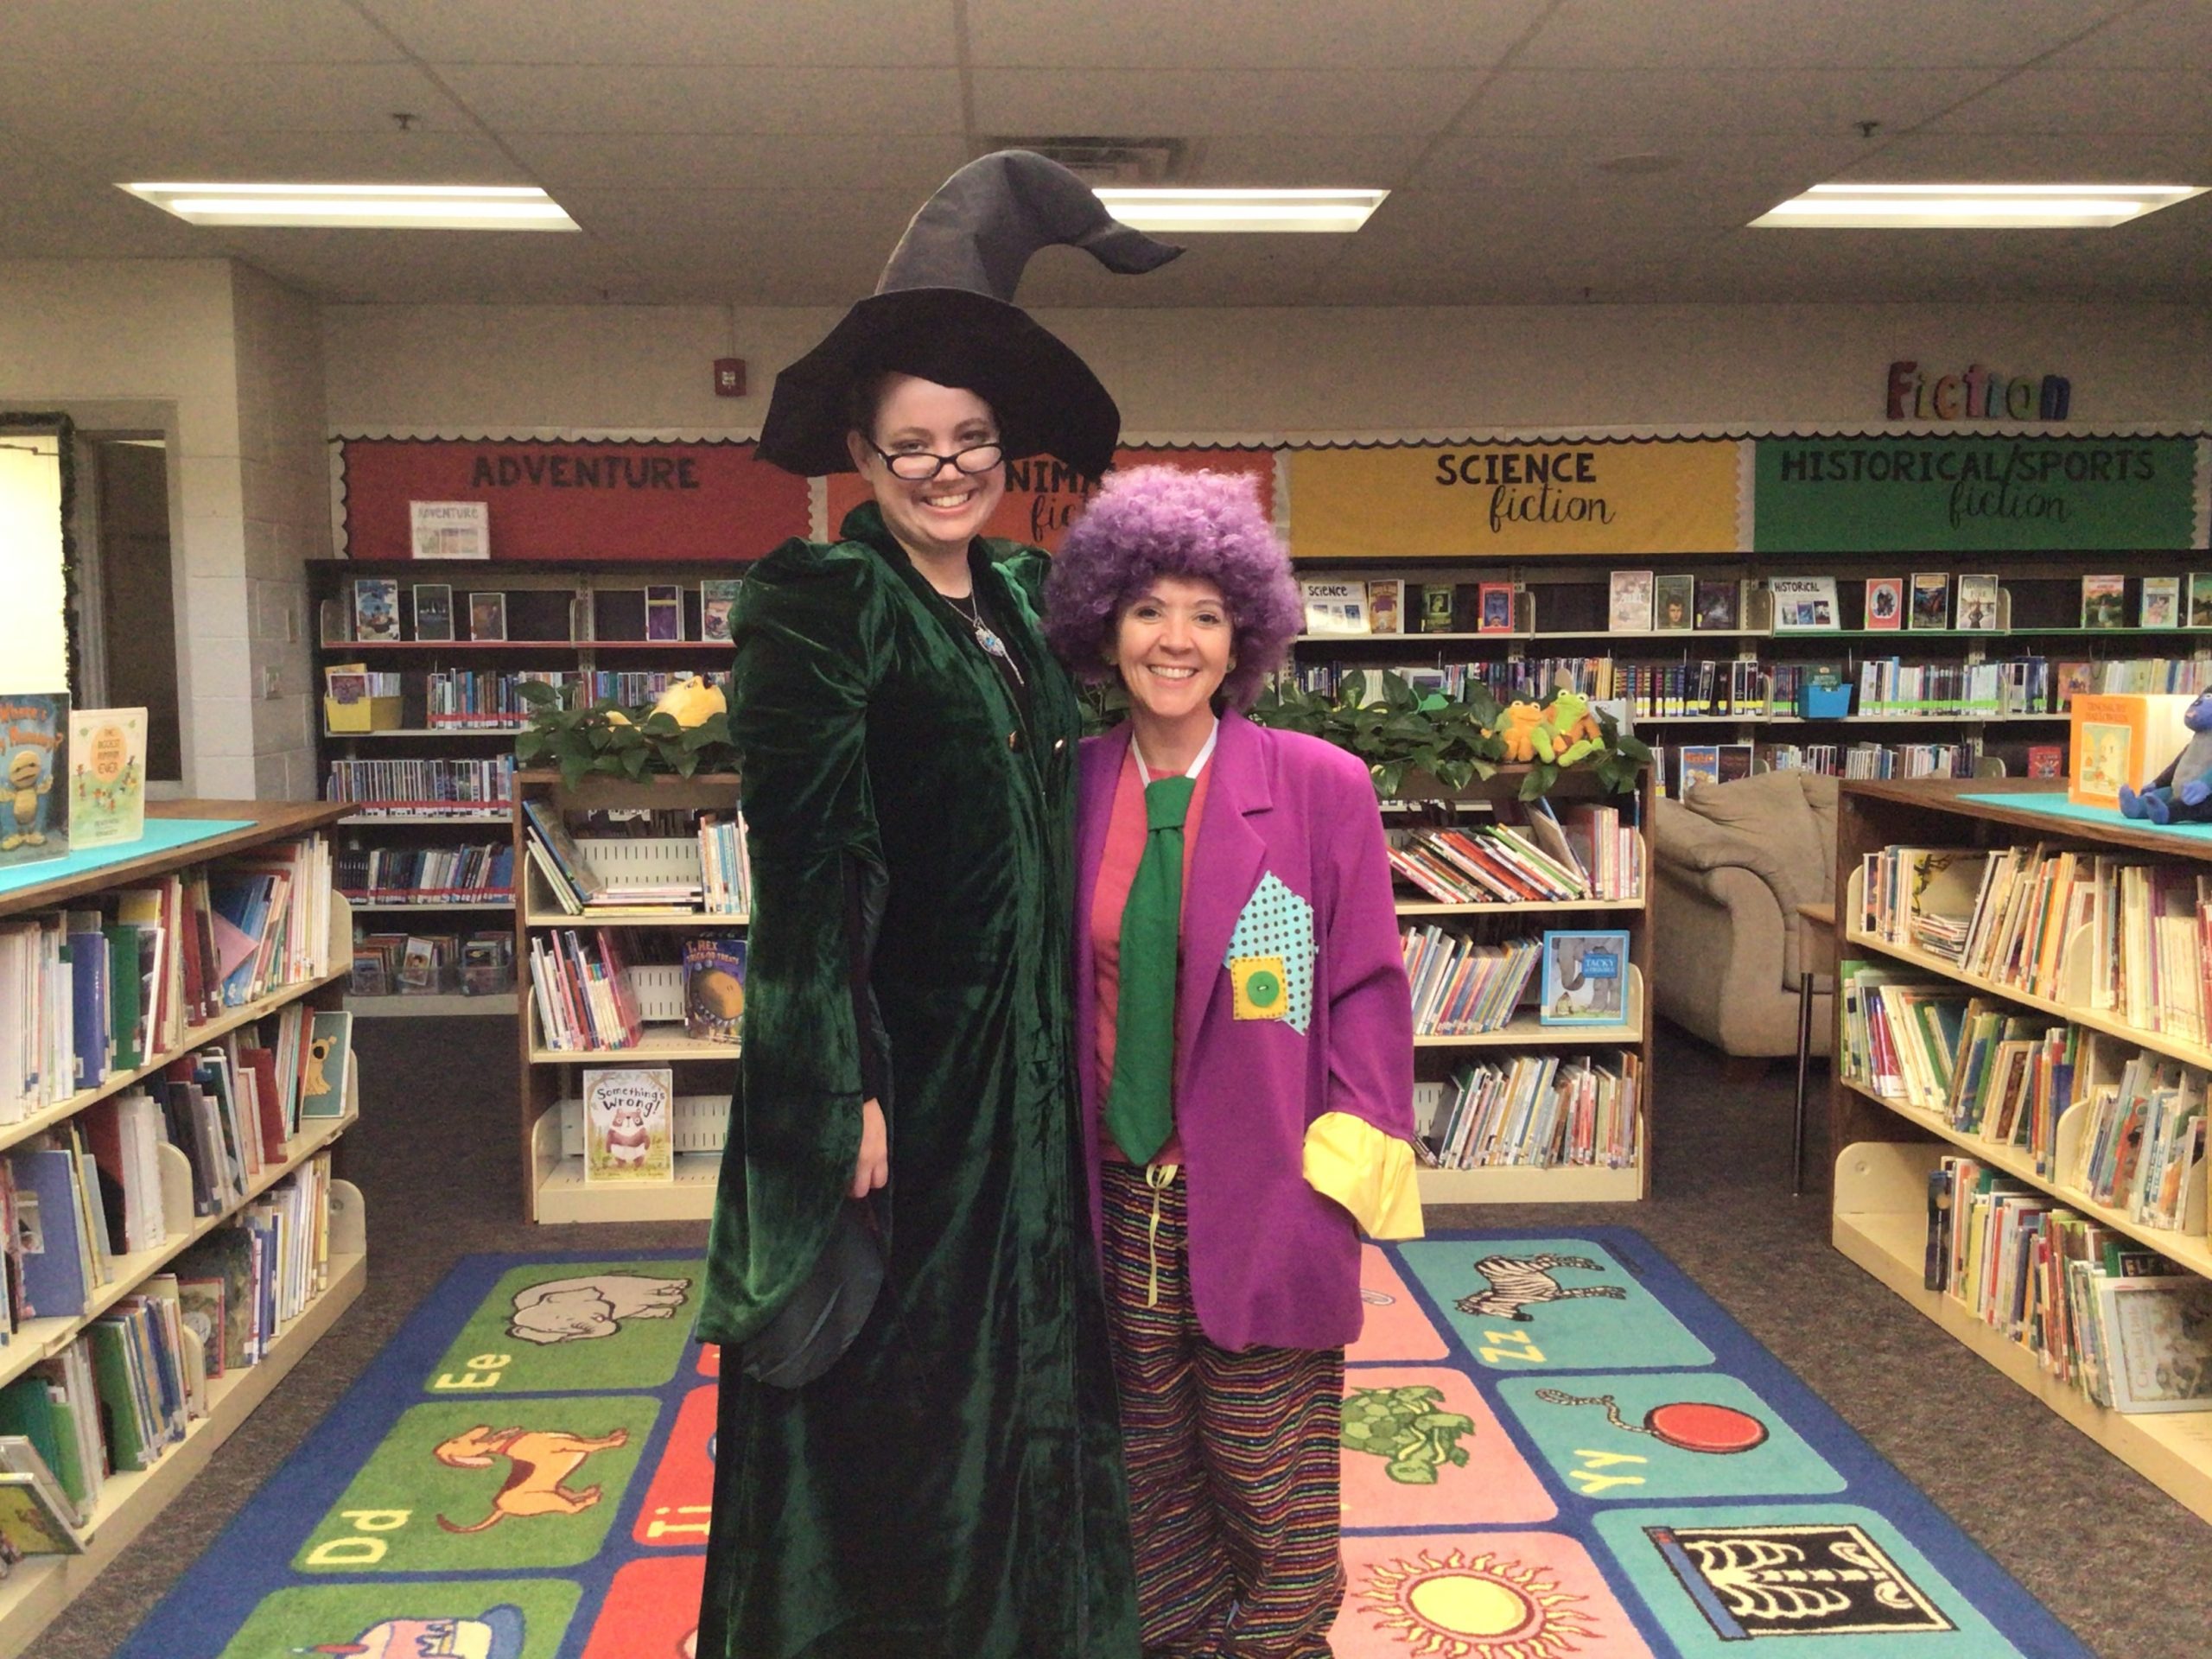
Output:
(1793, 902), (1838, 1197)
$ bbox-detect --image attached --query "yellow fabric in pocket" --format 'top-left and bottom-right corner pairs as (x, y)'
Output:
(1230, 955), (1289, 1020)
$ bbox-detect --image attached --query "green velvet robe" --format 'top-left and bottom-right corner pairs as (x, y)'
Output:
(696, 502), (1139, 1658)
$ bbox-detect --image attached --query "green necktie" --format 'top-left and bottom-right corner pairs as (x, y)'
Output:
(1105, 773), (1197, 1165)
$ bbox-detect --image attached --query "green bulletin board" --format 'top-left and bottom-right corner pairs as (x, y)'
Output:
(1751, 435), (2201, 553)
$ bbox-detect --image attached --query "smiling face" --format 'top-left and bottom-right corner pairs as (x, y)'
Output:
(1114, 575), (1234, 748)
(846, 373), (1007, 564)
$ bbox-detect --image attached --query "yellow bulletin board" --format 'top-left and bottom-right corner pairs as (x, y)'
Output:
(1287, 439), (1744, 560)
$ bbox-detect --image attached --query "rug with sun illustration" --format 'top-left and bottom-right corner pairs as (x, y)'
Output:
(115, 1232), (2087, 1657)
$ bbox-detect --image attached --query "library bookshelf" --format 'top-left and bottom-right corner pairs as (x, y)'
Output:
(0, 801), (367, 1658)
(512, 770), (741, 1224)
(308, 558), (744, 1021)
(1403, 762), (1655, 1207)
(1829, 777), (2212, 1523)
(1296, 551), (2209, 785)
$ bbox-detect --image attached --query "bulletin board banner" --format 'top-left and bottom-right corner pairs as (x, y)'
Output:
(823, 446), (1275, 551)
(1751, 435), (2202, 553)
(1287, 441), (1742, 560)
(338, 437), (811, 561)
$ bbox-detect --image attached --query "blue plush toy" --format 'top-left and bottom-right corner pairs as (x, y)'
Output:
(2119, 689), (2212, 823)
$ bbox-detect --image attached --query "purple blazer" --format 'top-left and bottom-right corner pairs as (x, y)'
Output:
(1074, 715), (1416, 1351)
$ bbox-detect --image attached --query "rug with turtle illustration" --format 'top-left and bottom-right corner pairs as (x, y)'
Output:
(118, 1232), (2087, 1657)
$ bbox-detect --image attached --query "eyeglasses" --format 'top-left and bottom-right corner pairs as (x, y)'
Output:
(867, 439), (1004, 482)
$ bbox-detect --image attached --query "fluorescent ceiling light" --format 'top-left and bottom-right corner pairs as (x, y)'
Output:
(120, 181), (578, 231)
(1093, 188), (1387, 233)
(1751, 181), (2203, 229)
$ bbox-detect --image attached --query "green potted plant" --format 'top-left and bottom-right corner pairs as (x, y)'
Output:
(515, 675), (737, 789)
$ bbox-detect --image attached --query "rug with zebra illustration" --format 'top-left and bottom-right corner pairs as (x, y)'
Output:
(116, 1232), (2084, 1656)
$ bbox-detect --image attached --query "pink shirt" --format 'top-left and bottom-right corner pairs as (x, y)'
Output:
(1090, 741), (1211, 1164)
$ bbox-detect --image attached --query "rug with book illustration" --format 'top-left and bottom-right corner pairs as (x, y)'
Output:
(116, 1234), (2088, 1658)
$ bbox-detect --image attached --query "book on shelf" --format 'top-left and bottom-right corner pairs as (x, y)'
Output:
(1538, 930), (1630, 1027)
(353, 579), (400, 643)
(0, 694), (68, 870)
(1416, 1052), (1640, 1171)
(2190, 574), (2212, 630)
(66, 707), (145, 849)
(335, 842), (514, 905)
(645, 584), (683, 643)
(324, 755), (515, 815)
(1693, 577), (1737, 631)
(2082, 575), (2128, 630)
(2069, 692), (2197, 810)
(701, 578), (743, 645)
(1769, 575), (1839, 633)
(1365, 579), (1404, 635)
(460, 935), (515, 997)
(682, 938), (745, 1044)
(1607, 570), (1653, 632)
(582, 1067), (676, 1185)
(1652, 574), (1694, 632)
(300, 1010), (352, 1119)
(528, 929), (647, 1052)
(1401, 927), (1540, 1036)
(1909, 571), (1950, 631)
(1864, 577), (1904, 631)
(2141, 576), (2182, 630)
(467, 591), (508, 642)
(410, 583), (454, 643)
(522, 799), (606, 910)
(1386, 819), (1609, 906)
(1955, 575), (2001, 632)
(1300, 581), (1369, 636)
(696, 811), (752, 916)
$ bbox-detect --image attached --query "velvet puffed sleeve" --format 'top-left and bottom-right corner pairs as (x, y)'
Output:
(1300, 744), (1424, 1240)
(696, 540), (891, 1347)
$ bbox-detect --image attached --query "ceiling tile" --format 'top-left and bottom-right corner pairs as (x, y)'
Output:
(1181, 136), (1433, 189)
(358, 0), (958, 67)
(1832, 130), (2212, 182)
(0, 61), (472, 137)
(972, 68), (1481, 137)
(1923, 71), (2212, 134)
(0, 0), (397, 61)
(555, 188), (921, 245)
(504, 134), (969, 195)
(1517, 0), (2135, 69)
(966, 0), (1550, 69)
(2044, 2), (2212, 71)
(1015, 235), (1349, 307)
(0, 143), (207, 257)
(1466, 68), (2004, 135)
(215, 226), (649, 303)
(59, 130), (529, 187)
(436, 65), (963, 135)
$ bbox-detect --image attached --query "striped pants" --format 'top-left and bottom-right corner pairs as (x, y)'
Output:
(1099, 1162), (1345, 1659)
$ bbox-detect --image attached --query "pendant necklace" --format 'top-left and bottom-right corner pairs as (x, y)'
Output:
(944, 588), (1025, 686)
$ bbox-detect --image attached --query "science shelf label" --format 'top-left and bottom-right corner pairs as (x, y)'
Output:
(1752, 435), (2200, 553)
(1287, 441), (1741, 559)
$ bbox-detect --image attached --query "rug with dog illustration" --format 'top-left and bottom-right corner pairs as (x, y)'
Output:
(116, 1234), (2087, 1657)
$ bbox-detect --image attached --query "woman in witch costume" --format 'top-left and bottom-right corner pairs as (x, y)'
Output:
(692, 153), (1177, 1658)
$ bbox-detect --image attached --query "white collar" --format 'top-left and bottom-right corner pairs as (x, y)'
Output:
(1130, 717), (1219, 782)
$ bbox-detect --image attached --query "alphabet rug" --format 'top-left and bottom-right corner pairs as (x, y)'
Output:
(117, 1233), (2087, 1656)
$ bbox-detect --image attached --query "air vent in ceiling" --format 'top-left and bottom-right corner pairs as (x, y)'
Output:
(988, 137), (1188, 186)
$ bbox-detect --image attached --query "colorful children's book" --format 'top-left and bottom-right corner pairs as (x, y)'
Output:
(66, 707), (144, 849)
(0, 694), (68, 868)
(352, 579), (401, 643)
(700, 578), (744, 645)
(2069, 693), (2196, 810)
(682, 938), (746, 1045)
(299, 1011), (353, 1119)
(582, 1067), (675, 1185)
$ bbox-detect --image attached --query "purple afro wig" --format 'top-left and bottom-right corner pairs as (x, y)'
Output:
(1045, 466), (1300, 711)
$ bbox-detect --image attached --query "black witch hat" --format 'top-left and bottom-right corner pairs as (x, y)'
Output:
(755, 150), (1181, 480)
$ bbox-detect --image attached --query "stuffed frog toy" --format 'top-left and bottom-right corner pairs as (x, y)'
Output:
(2119, 689), (2212, 824)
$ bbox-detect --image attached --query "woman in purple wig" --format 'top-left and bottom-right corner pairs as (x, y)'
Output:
(1046, 467), (1421, 1659)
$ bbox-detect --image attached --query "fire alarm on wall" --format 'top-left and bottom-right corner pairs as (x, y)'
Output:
(714, 358), (746, 398)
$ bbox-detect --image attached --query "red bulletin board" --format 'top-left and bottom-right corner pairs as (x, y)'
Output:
(338, 436), (811, 562)
(824, 446), (1276, 551)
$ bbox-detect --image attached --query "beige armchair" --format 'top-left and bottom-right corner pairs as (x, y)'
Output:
(1651, 771), (1839, 1059)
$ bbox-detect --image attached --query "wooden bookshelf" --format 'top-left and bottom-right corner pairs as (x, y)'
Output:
(1400, 763), (1655, 1206)
(513, 770), (742, 1222)
(1829, 777), (2212, 1523)
(0, 807), (366, 1656)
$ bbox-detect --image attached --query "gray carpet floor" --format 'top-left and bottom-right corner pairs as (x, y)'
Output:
(29, 1015), (2212, 1658)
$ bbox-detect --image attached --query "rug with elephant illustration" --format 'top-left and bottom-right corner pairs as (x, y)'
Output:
(117, 1233), (2086, 1657)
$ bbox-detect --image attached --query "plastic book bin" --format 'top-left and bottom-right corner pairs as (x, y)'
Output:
(1797, 684), (1852, 719)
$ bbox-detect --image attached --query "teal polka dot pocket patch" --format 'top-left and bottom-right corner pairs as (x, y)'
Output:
(1224, 872), (1315, 1032)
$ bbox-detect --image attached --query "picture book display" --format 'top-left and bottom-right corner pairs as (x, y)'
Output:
(1693, 577), (1737, 631)
(582, 1067), (675, 1184)
(2140, 576), (2181, 631)
(66, 705), (143, 849)
(2190, 574), (2212, 630)
(1539, 930), (1630, 1027)
(681, 938), (745, 1045)
(2082, 575), (2127, 630)
(1607, 570), (1653, 632)
(410, 583), (454, 643)
(1955, 575), (2000, 632)
(2068, 692), (2198, 809)
(409, 500), (490, 561)
(1421, 582), (1455, 633)
(1300, 580), (1368, 636)
(1909, 571), (1950, 631)
(352, 579), (400, 643)
(1769, 576), (1838, 632)
(645, 584), (683, 643)
(1652, 575), (1694, 632)
(1365, 578), (1403, 635)
(1476, 582), (1516, 634)
(700, 579), (743, 645)
(467, 592), (508, 642)
(0, 693), (68, 868)
(1865, 577), (1904, 631)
